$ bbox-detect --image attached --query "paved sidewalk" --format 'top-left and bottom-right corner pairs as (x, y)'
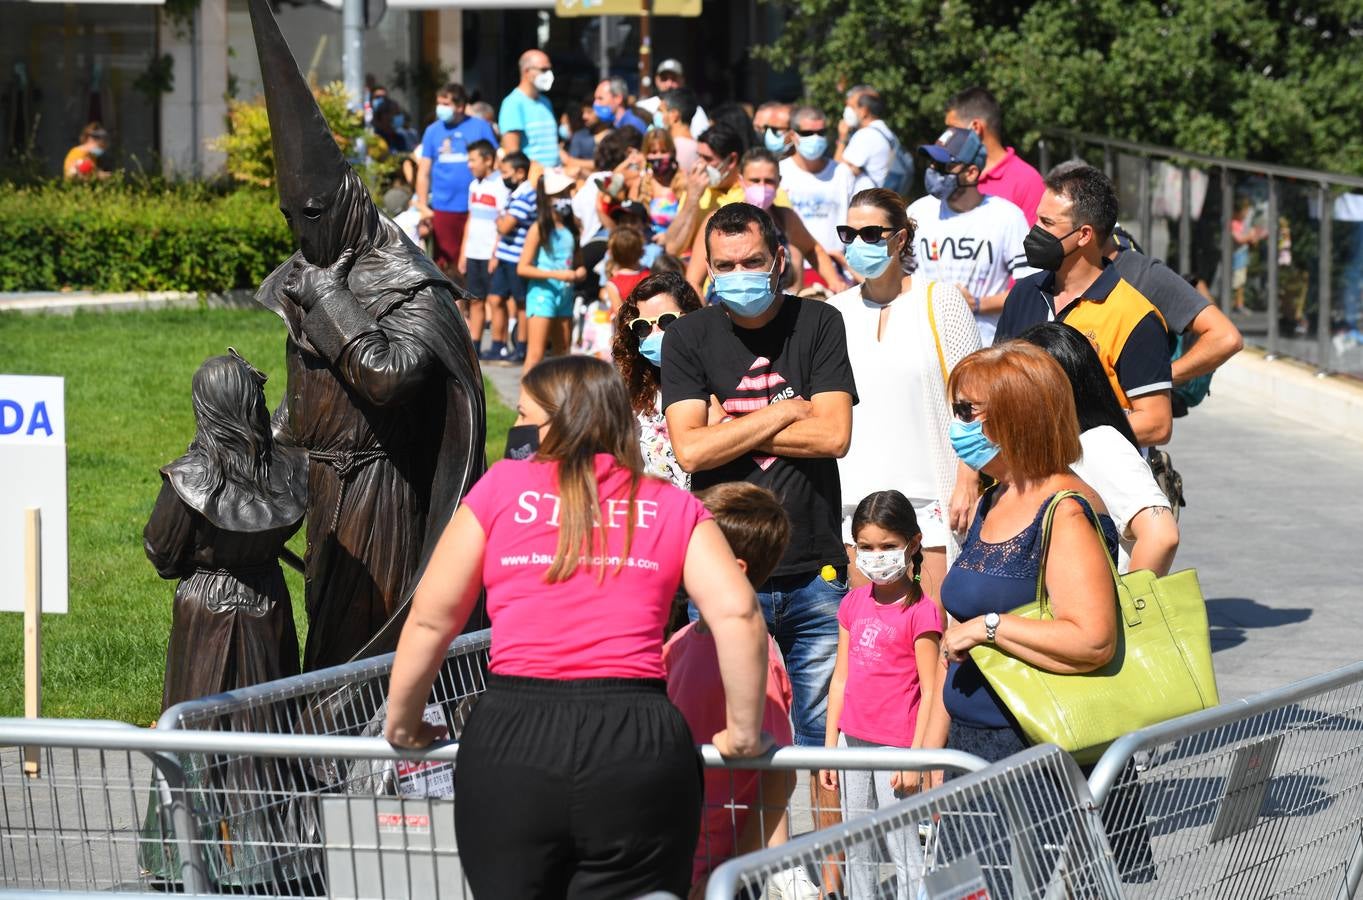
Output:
(1159, 389), (1362, 701)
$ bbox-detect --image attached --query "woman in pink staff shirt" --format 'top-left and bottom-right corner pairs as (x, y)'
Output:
(385, 355), (771, 899)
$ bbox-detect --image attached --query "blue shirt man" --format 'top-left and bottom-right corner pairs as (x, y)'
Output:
(593, 77), (648, 134)
(420, 95), (497, 214)
(499, 49), (560, 170)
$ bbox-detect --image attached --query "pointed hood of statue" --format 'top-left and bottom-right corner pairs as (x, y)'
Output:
(248, 0), (350, 247)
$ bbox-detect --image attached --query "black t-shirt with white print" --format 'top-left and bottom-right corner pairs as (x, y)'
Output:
(661, 295), (858, 579)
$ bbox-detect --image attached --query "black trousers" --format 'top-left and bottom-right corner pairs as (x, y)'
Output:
(454, 674), (702, 899)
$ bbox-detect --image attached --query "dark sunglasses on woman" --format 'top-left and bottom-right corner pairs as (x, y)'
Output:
(836, 225), (899, 245)
(627, 312), (681, 342)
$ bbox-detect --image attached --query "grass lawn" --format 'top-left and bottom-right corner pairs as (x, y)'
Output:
(0, 306), (514, 724)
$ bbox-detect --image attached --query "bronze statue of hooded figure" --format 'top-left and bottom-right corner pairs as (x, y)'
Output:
(145, 351), (307, 710)
(248, 0), (486, 671)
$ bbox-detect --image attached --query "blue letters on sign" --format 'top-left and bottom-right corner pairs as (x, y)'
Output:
(0, 400), (20, 435)
(0, 399), (55, 437)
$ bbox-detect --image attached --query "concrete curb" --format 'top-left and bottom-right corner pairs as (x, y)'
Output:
(0, 290), (257, 316)
(1208, 347), (1363, 442)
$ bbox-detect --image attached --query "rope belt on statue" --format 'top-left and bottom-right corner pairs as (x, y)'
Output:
(193, 562), (278, 578)
(307, 448), (390, 532)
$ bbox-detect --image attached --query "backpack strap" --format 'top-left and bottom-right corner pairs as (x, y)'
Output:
(925, 282), (949, 387)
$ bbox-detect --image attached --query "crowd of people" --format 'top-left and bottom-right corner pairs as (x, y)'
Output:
(379, 56), (1251, 899)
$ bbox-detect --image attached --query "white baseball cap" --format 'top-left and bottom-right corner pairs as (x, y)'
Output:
(541, 170), (575, 196)
(657, 59), (684, 77)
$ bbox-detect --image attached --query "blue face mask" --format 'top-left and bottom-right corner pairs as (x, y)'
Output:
(393, 114), (406, 129)
(948, 418), (1000, 471)
(559, 122), (571, 141)
(796, 134), (828, 161)
(593, 103), (616, 123)
(711, 261), (779, 318)
(653, 110), (667, 129)
(763, 127), (787, 154)
(924, 167), (958, 200)
(435, 104), (455, 124)
(638, 331), (664, 366)
(845, 236), (894, 279)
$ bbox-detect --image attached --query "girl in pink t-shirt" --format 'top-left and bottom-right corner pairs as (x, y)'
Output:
(384, 356), (772, 900)
(819, 490), (944, 900)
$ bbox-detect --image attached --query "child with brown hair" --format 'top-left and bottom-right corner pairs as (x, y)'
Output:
(662, 483), (806, 897)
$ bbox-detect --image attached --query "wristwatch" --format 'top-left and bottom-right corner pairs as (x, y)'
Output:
(984, 612), (1001, 643)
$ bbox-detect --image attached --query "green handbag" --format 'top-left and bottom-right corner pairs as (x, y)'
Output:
(968, 491), (1219, 764)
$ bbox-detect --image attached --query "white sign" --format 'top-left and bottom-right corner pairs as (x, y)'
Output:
(390, 704), (454, 798)
(0, 376), (68, 614)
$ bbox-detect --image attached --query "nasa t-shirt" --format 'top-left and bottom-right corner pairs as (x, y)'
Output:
(661, 296), (858, 578)
(905, 193), (1035, 344)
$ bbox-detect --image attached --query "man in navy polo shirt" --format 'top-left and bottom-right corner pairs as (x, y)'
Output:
(995, 164), (1173, 447)
(417, 82), (497, 279)
(593, 77), (648, 134)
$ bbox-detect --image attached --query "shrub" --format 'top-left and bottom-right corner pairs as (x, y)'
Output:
(213, 81), (397, 196)
(0, 180), (294, 293)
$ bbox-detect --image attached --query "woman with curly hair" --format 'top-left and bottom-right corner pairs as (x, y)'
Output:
(611, 270), (703, 488)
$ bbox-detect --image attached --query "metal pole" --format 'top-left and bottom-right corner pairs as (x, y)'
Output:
(1038, 139), (1050, 178)
(1266, 177), (1280, 358)
(1318, 182), (1334, 374)
(637, 0), (653, 98)
(342, 0), (364, 111)
(1220, 167), (1234, 313)
(1139, 157), (1153, 254)
(1103, 145), (1114, 181)
(598, 15), (610, 81)
(1179, 166), (1192, 274)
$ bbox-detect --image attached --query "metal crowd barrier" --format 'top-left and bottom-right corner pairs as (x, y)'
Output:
(1039, 128), (1363, 377)
(1087, 660), (1363, 900)
(706, 743), (1124, 900)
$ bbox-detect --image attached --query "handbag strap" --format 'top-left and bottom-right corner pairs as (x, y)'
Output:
(925, 281), (949, 387)
(1033, 490), (1122, 616)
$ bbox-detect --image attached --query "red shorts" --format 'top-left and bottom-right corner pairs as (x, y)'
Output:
(431, 210), (469, 269)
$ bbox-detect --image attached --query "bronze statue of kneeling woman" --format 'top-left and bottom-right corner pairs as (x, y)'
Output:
(145, 350), (307, 710)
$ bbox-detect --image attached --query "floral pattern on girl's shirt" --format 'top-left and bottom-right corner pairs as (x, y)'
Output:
(638, 409), (689, 490)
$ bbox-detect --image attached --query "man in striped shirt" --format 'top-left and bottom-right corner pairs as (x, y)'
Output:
(487, 152), (535, 364)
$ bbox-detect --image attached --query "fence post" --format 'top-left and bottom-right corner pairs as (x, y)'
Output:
(1220, 167), (1234, 313)
(1139, 157), (1153, 254)
(1266, 176), (1280, 358)
(1038, 139), (1050, 177)
(1318, 182), (1335, 374)
(1103, 145), (1114, 181)
(1179, 166), (1193, 276)
(150, 751), (211, 895)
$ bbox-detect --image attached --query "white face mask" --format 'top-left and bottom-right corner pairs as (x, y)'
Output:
(705, 163), (725, 189)
(532, 69), (555, 92)
(856, 548), (907, 585)
(842, 105), (860, 128)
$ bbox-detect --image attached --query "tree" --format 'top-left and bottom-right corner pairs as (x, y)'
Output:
(759, 0), (1363, 175)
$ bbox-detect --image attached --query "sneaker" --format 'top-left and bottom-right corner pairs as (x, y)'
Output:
(767, 865), (820, 900)
(479, 341), (505, 362)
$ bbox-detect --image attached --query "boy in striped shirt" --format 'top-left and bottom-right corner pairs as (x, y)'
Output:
(487, 152), (535, 364)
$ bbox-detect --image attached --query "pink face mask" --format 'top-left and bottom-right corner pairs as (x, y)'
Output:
(743, 183), (777, 210)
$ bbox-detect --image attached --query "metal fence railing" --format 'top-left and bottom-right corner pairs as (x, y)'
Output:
(1039, 129), (1363, 378)
(0, 722), (987, 895)
(706, 743), (1124, 900)
(1087, 659), (1363, 900)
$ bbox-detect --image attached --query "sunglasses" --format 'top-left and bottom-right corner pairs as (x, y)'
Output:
(836, 225), (900, 245)
(794, 127), (824, 137)
(952, 400), (983, 423)
(627, 312), (681, 341)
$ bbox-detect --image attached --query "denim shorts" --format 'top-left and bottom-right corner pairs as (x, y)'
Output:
(465, 258), (492, 300)
(489, 262), (527, 304)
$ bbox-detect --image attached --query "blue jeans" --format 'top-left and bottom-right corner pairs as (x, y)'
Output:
(1338, 220), (1363, 327)
(687, 567), (846, 745)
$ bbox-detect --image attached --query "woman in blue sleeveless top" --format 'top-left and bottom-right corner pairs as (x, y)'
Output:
(930, 342), (1120, 763)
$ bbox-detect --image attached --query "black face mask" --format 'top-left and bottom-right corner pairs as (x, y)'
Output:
(503, 424), (541, 460)
(1022, 223), (1082, 272)
(503, 176), (522, 191)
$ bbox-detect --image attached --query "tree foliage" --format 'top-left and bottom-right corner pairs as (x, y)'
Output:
(759, 0), (1363, 175)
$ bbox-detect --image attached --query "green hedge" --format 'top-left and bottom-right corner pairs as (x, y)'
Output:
(0, 181), (293, 294)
